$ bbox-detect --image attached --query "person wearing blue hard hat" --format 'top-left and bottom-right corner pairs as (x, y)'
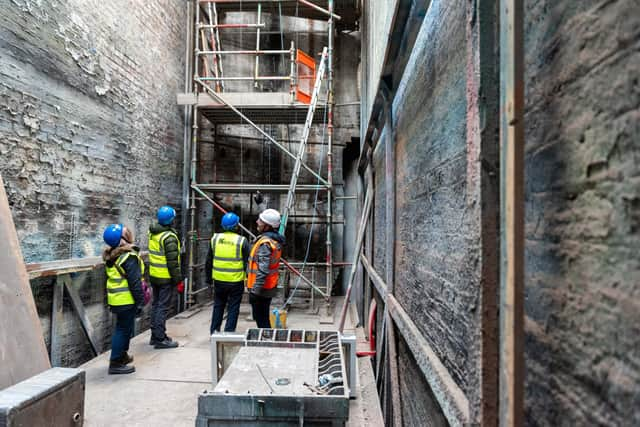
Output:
(102, 224), (146, 375)
(147, 205), (183, 349)
(205, 212), (250, 333)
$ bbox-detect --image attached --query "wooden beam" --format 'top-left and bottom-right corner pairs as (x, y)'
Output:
(387, 296), (470, 426)
(386, 311), (403, 427)
(26, 253), (149, 279)
(27, 257), (103, 279)
(50, 276), (65, 367)
(359, 256), (470, 425)
(338, 176), (374, 332)
(360, 254), (388, 301)
(499, 0), (525, 425)
(0, 175), (50, 388)
(466, 0), (500, 424)
(61, 274), (100, 356)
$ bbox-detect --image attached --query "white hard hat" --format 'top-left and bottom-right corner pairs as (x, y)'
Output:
(259, 209), (281, 228)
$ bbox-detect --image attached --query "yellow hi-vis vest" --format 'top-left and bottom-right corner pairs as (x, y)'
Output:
(148, 230), (180, 279)
(105, 251), (145, 306)
(211, 231), (247, 282)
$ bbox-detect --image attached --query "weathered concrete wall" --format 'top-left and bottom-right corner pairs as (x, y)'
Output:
(523, 0), (640, 424)
(0, 0), (185, 263)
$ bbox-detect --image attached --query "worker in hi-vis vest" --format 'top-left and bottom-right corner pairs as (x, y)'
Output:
(148, 205), (182, 349)
(103, 224), (146, 375)
(247, 208), (285, 328)
(205, 212), (250, 333)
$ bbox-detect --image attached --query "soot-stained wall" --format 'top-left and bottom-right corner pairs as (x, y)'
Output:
(1, 0), (186, 263)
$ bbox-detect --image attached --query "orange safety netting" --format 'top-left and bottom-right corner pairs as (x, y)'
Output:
(295, 49), (316, 104)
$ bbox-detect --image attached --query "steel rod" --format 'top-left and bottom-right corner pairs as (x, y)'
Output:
(297, 0), (341, 20)
(191, 185), (328, 297)
(326, 0), (335, 315)
(200, 76), (291, 81)
(197, 49), (290, 55)
(194, 78), (330, 186)
(198, 23), (265, 28)
(254, 3), (262, 88)
(195, 183), (328, 192)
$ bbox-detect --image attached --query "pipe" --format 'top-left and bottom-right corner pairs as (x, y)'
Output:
(254, 3), (261, 88)
(325, 0), (334, 313)
(181, 0), (194, 271)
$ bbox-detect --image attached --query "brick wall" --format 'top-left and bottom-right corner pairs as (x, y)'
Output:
(1, 0), (186, 366)
(0, 0), (185, 262)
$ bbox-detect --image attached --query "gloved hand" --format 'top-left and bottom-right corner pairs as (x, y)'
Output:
(176, 281), (185, 294)
(135, 307), (143, 318)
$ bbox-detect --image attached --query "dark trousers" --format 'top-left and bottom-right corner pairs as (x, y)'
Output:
(151, 282), (173, 341)
(249, 293), (272, 329)
(110, 305), (136, 362)
(210, 281), (244, 333)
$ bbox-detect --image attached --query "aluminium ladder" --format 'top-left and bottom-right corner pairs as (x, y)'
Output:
(279, 46), (328, 235)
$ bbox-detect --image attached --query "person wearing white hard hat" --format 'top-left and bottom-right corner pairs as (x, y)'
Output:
(246, 208), (285, 328)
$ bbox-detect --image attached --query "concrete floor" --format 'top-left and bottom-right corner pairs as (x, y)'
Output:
(81, 299), (383, 426)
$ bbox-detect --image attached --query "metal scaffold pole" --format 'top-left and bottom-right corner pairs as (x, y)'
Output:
(188, 1), (202, 308)
(326, 0), (335, 314)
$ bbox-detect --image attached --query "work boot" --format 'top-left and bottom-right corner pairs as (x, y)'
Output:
(154, 338), (179, 349)
(121, 352), (134, 364)
(149, 335), (172, 345)
(108, 361), (135, 375)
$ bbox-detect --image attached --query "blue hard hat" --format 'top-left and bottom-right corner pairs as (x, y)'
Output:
(221, 212), (240, 230)
(103, 224), (123, 247)
(157, 205), (176, 225)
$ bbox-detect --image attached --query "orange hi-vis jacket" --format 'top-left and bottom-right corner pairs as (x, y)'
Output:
(247, 235), (283, 291)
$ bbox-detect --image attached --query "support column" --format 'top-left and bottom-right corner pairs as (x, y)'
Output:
(499, 0), (525, 425)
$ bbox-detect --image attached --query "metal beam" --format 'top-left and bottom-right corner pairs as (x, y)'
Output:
(194, 78), (329, 186)
(499, 0), (525, 425)
(195, 183), (328, 193)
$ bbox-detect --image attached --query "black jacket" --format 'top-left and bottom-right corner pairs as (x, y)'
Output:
(250, 231), (285, 298)
(103, 244), (145, 310)
(148, 223), (182, 285)
(205, 231), (250, 286)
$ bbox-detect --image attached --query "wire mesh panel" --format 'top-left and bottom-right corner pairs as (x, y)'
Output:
(296, 49), (316, 104)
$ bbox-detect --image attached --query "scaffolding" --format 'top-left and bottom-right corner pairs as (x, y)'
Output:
(180, 0), (342, 313)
